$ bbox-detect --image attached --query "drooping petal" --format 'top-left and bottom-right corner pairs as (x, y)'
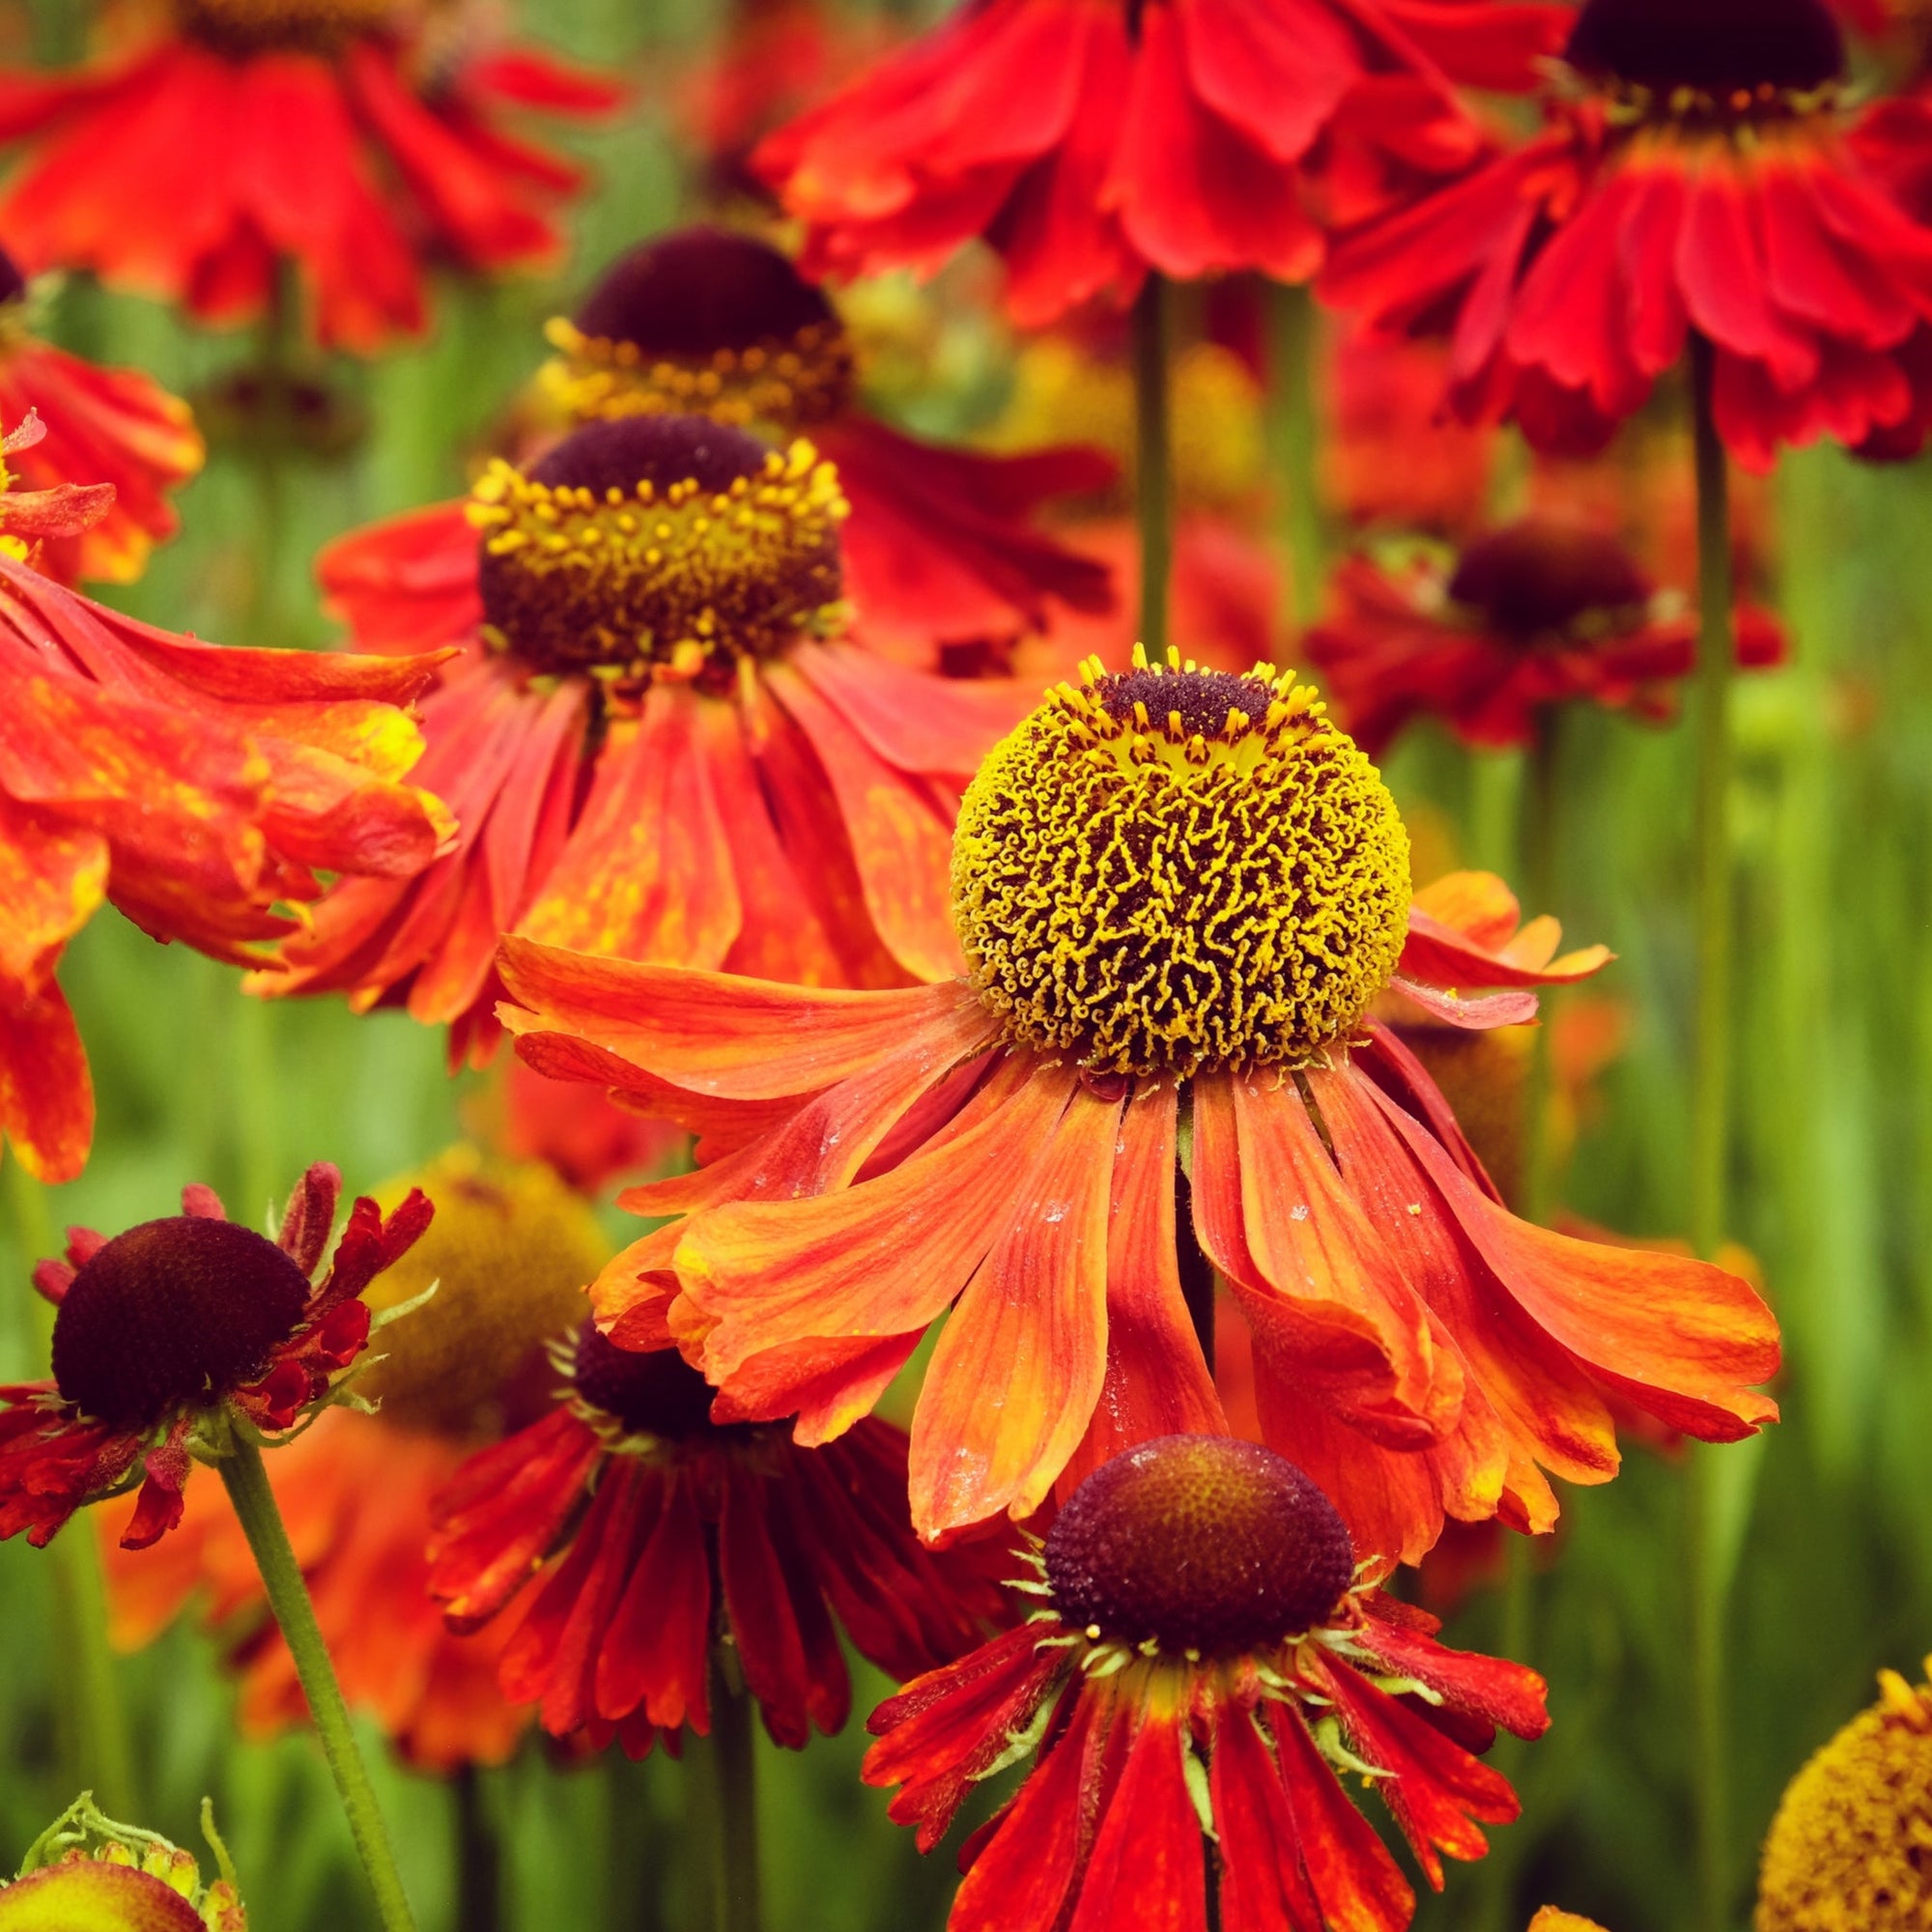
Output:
(1065, 1709), (1208, 1932)
(1062, 1081), (1224, 1493)
(908, 1079), (1120, 1536)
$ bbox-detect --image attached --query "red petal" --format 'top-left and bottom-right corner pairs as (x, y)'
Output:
(1066, 1709), (1207, 1932)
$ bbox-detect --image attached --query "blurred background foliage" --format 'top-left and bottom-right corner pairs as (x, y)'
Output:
(0, 1), (1927, 1929)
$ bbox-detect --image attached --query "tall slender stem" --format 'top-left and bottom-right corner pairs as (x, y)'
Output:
(1687, 331), (1738, 1932)
(1519, 712), (1564, 1230)
(217, 1437), (417, 1932)
(454, 1767), (501, 1932)
(1132, 272), (1174, 659)
(1268, 281), (1325, 632)
(707, 1666), (762, 1932)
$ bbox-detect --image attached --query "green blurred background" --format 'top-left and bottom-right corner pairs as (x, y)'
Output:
(2, 2), (1928, 1929)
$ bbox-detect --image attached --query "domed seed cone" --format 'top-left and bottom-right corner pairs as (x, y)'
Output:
(471, 414), (846, 685)
(1566, 0), (1846, 94)
(1044, 1435), (1356, 1656)
(0, 246), (27, 310)
(354, 1151), (608, 1436)
(558, 228), (856, 432)
(952, 656), (1410, 1077)
(572, 1323), (723, 1440)
(175, 0), (394, 57)
(1447, 520), (1653, 642)
(50, 1217), (312, 1431)
(576, 227), (839, 361)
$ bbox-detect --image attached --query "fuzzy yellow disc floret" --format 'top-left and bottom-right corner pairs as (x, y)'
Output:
(952, 649), (1411, 1078)
(1756, 1662), (1932, 1932)
(356, 1148), (610, 1438)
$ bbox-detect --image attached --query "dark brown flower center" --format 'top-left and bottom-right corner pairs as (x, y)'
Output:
(471, 415), (846, 692)
(0, 246), (26, 310)
(572, 1323), (723, 1440)
(1566, 0), (1846, 95)
(1447, 519), (1653, 645)
(1043, 1435), (1355, 1656)
(50, 1218), (312, 1431)
(549, 228), (855, 432)
(174, 0), (394, 57)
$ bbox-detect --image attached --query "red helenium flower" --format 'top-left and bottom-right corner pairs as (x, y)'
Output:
(97, 1149), (608, 1771)
(866, 1435), (1550, 1932)
(275, 412), (1044, 1062)
(1321, 0), (1932, 469)
(0, 247), (203, 584)
(0, 1), (624, 352)
(497, 654), (1780, 1562)
(428, 1321), (1007, 1754)
(1307, 516), (1787, 754)
(753, 0), (1570, 326)
(0, 458), (453, 1181)
(0, 1163), (432, 1550)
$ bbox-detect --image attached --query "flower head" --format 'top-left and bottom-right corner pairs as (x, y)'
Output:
(0, 1163), (432, 1550)
(0, 3), (623, 351)
(1322, 0), (1932, 468)
(469, 416), (849, 693)
(753, 0), (1564, 327)
(1308, 518), (1787, 753)
(280, 400), (1047, 1056)
(1755, 1658), (1932, 1932)
(100, 1150), (609, 1772)
(428, 1320), (1006, 1754)
(0, 1794), (245, 1932)
(866, 1435), (1548, 1932)
(952, 662), (1411, 1075)
(543, 226), (859, 432)
(498, 654), (1779, 1559)
(0, 452), (452, 1182)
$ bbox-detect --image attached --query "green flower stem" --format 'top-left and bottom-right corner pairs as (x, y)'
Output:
(706, 1665), (763, 1932)
(1519, 710), (1566, 1232)
(1688, 329), (1739, 1932)
(7, 1163), (138, 1819)
(217, 1435), (417, 1932)
(453, 1767), (501, 1932)
(1132, 271), (1174, 660)
(1267, 280), (1325, 633)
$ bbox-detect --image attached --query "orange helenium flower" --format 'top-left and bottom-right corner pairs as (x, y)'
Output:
(0, 1163), (431, 1549)
(0, 438), (451, 1180)
(320, 226), (1118, 664)
(866, 1435), (1549, 1932)
(273, 412), (1038, 1061)
(0, 245), (203, 584)
(498, 653), (1780, 1561)
(0, 1), (623, 353)
(428, 1322), (1005, 1754)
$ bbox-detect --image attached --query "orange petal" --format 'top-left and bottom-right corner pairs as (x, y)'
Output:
(1193, 1070), (1452, 1448)
(765, 658), (965, 982)
(679, 1059), (1077, 1385)
(0, 792), (106, 995)
(519, 686), (741, 967)
(791, 638), (1037, 777)
(1313, 1063), (1611, 1532)
(0, 977), (94, 1182)
(909, 1080), (1119, 1537)
(1363, 1076), (1780, 1438)
(498, 935), (981, 1101)
(1061, 1079), (1223, 1494)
